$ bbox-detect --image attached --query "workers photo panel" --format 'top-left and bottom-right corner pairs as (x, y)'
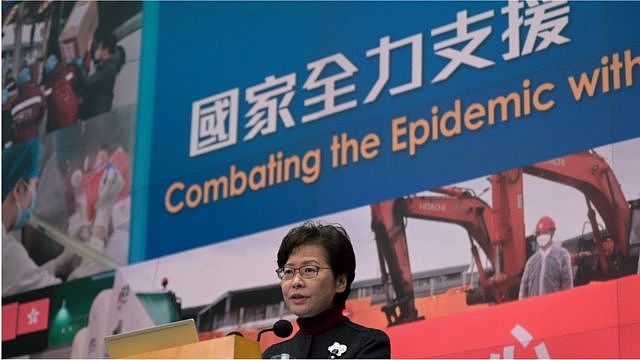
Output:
(2, 0), (140, 296)
(2, 1), (141, 146)
(2, 113), (134, 299)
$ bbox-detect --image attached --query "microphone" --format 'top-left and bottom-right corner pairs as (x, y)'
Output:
(257, 319), (293, 342)
(226, 331), (244, 337)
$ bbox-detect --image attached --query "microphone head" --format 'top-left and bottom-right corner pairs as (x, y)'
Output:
(273, 319), (293, 338)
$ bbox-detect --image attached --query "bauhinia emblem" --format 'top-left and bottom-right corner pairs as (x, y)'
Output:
(328, 341), (348, 358)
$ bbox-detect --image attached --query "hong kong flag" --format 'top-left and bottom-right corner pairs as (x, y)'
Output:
(17, 298), (50, 335)
(2, 303), (19, 341)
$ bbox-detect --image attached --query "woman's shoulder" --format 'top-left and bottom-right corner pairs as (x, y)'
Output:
(342, 320), (388, 336)
(340, 321), (390, 346)
(341, 321), (391, 358)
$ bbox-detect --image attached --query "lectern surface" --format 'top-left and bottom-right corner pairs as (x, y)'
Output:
(105, 319), (199, 358)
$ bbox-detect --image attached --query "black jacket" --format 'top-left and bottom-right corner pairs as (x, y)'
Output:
(76, 45), (126, 119)
(263, 320), (390, 359)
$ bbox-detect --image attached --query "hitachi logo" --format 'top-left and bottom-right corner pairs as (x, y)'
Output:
(544, 158), (566, 167)
(419, 202), (446, 212)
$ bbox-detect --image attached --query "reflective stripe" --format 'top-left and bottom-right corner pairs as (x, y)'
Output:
(44, 88), (52, 96)
(11, 96), (42, 116)
(65, 72), (74, 81)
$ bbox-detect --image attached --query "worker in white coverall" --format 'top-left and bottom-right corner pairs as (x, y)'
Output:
(2, 140), (62, 296)
(2, 140), (125, 296)
(519, 216), (574, 299)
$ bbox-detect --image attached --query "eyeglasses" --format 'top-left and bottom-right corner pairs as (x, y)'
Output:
(275, 265), (331, 280)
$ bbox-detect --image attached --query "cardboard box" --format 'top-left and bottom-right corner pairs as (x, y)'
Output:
(58, 1), (98, 64)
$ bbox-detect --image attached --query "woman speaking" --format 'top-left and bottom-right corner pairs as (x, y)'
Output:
(263, 222), (390, 359)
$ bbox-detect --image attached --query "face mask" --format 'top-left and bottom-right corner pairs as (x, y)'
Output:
(92, 44), (104, 63)
(536, 234), (552, 248)
(90, 41), (100, 61)
(12, 188), (36, 230)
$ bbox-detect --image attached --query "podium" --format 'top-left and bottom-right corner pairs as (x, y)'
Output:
(125, 335), (261, 358)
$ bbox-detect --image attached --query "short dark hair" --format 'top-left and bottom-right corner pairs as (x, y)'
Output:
(277, 222), (356, 308)
(95, 32), (117, 54)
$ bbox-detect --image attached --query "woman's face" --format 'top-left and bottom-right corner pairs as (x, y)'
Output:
(280, 244), (346, 318)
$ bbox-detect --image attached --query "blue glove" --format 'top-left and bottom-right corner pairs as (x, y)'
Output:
(93, 164), (124, 230)
(72, 57), (83, 67)
(16, 67), (31, 86)
(44, 54), (59, 74)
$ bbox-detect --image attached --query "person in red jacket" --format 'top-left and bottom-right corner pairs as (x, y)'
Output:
(43, 54), (80, 132)
(10, 67), (46, 142)
(3, 77), (17, 146)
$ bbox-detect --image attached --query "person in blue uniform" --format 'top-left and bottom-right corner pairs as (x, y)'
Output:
(263, 222), (390, 359)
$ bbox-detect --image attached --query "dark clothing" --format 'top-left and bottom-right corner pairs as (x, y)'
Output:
(263, 307), (390, 359)
(75, 46), (125, 120)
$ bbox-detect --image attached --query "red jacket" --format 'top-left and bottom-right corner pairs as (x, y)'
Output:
(10, 83), (45, 142)
(43, 64), (80, 131)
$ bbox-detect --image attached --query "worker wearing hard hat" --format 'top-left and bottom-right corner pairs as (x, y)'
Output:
(519, 216), (574, 299)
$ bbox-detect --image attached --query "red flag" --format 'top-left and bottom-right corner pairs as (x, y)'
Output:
(2, 303), (19, 341)
(17, 298), (50, 335)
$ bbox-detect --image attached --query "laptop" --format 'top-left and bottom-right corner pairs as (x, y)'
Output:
(105, 319), (199, 358)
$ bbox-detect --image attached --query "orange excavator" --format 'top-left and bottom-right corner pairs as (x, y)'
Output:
(371, 150), (639, 326)
(371, 170), (525, 326)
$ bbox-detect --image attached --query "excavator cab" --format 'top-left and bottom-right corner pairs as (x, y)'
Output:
(525, 234), (537, 260)
(561, 228), (607, 285)
(626, 199), (640, 272)
(561, 199), (640, 285)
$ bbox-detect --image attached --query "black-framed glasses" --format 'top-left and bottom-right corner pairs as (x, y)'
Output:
(275, 265), (331, 280)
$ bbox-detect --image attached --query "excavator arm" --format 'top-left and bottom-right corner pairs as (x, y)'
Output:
(401, 196), (496, 263)
(371, 200), (420, 326)
(371, 170), (525, 325)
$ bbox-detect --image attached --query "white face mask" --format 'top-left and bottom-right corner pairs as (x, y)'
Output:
(536, 234), (553, 248)
(93, 49), (101, 62)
